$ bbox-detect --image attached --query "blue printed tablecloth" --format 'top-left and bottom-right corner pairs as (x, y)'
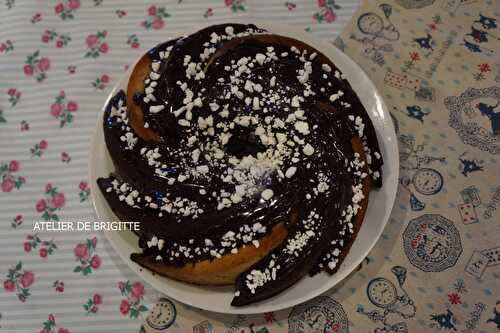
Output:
(1, 0), (499, 332)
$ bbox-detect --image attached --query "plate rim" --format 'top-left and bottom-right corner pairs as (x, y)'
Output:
(88, 19), (399, 314)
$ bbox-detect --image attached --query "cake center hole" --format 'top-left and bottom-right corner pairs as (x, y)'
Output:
(225, 127), (266, 159)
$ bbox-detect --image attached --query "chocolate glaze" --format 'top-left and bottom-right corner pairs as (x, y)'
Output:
(97, 23), (383, 306)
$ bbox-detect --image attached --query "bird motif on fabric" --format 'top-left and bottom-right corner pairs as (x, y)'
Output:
(414, 33), (434, 51)
(430, 309), (457, 331)
(477, 102), (500, 135)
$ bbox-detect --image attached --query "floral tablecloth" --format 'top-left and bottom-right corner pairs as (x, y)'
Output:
(1, 0), (499, 332)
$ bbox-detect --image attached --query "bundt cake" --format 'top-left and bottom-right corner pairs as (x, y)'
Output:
(97, 23), (383, 306)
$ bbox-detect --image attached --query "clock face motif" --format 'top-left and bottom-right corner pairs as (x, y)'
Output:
(145, 298), (176, 330)
(357, 13), (384, 35)
(288, 296), (349, 333)
(367, 278), (398, 308)
(412, 168), (443, 195)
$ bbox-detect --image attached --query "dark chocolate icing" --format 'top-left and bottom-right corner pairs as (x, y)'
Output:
(97, 23), (383, 306)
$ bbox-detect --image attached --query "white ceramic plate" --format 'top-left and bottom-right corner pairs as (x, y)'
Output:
(89, 20), (399, 314)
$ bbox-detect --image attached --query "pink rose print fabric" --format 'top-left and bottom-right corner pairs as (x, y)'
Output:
(0, 1), (362, 332)
(225, 0), (247, 12)
(53, 280), (64, 293)
(60, 152), (71, 163)
(78, 181), (90, 202)
(203, 8), (214, 18)
(91, 74), (110, 90)
(3, 262), (34, 302)
(0, 39), (14, 54)
(31, 12), (42, 24)
(314, 0), (340, 23)
(73, 237), (101, 276)
(1, 160), (25, 192)
(24, 234), (58, 258)
(24, 50), (50, 82)
(84, 31), (108, 58)
(36, 184), (65, 221)
(6, 88), (21, 106)
(50, 90), (78, 127)
(118, 281), (148, 319)
(54, 0), (80, 20)
(126, 34), (140, 49)
(39, 314), (70, 333)
(30, 139), (48, 157)
(83, 293), (102, 315)
(116, 9), (127, 18)
(12, 214), (23, 228)
(141, 6), (170, 30)
(41, 29), (71, 48)
(20, 120), (29, 131)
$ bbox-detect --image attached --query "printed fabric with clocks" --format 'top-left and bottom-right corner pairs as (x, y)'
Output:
(1, 1), (500, 333)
